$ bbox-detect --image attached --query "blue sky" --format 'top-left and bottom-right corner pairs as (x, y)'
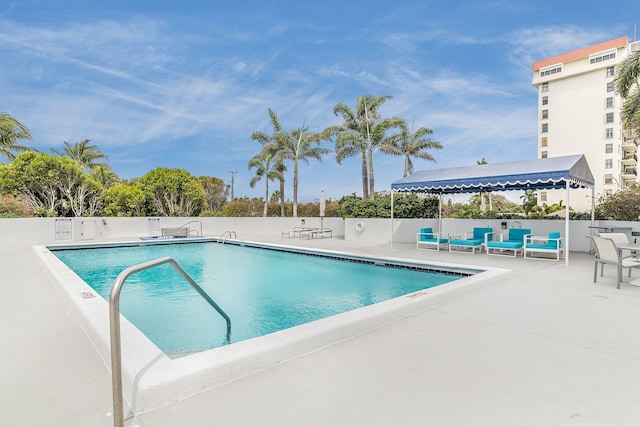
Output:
(2, 1), (639, 202)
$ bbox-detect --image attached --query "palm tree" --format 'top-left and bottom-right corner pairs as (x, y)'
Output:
(90, 165), (120, 189)
(0, 112), (32, 161)
(265, 123), (330, 217)
(614, 50), (640, 134)
(520, 189), (537, 216)
(326, 94), (392, 199)
(252, 109), (287, 216)
(248, 152), (281, 217)
(53, 139), (109, 173)
(380, 119), (442, 177)
(362, 117), (404, 198)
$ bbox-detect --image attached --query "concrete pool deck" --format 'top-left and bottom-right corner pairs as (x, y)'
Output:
(3, 235), (640, 426)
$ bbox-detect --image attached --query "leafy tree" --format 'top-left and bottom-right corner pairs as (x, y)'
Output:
(60, 174), (102, 217)
(326, 94), (392, 199)
(296, 200), (340, 217)
(338, 193), (438, 218)
(0, 195), (33, 217)
(614, 50), (640, 135)
(199, 176), (229, 214)
(0, 112), (32, 161)
(101, 184), (145, 216)
(0, 151), (96, 216)
(380, 119), (442, 177)
(218, 197), (270, 217)
(249, 152), (280, 217)
(467, 193), (518, 215)
(595, 185), (640, 220)
(137, 167), (205, 216)
(52, 139), (109, 173)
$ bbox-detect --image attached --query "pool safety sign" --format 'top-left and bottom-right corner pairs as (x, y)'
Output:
(55, 218), (72, 240)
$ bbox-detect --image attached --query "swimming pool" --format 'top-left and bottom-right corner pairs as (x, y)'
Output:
(36, 238), (503, 414)
(52, 240), (466, 355)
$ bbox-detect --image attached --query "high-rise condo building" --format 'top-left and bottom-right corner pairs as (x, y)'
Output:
(532, 36), (640, 211)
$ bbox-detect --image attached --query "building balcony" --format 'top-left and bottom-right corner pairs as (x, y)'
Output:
(621, 168), (638, 181)
(622, 129), (639, 146)
(621, 153), (638, 166)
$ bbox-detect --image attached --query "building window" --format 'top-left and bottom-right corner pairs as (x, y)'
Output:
(542, 109), (548, 119)
(542, 96), (548, 105)
(540, 191), (547, 202)
(541, 151), (548, 158)
(605, 143), (613, 153)
(607, 82), (614, 92)
(605, 159), (613, 169)
(606, 97), (614, 108)
(541, 83), (549, 92)
(590, 49), (616, 64)
(541, 137), (548, 147)
(541, 123), (548, 133)
(606, 128), (614, 138)
(539, 64), (562, 77)
(606, 66), (615, 77)
(606, 112), (614, 123)
(604, 174), (613, 184)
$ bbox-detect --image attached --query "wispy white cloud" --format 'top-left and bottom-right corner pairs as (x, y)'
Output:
(508, 25), (623, 70)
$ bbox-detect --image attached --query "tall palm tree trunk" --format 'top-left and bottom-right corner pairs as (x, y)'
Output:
(292, 159), (299, 217)
(263, 183), (269, 217)
(279, 179), (286, 217)
(360, 151), (369, 199)
(368, 150), (375, 200)
(293, 173), (299, 217)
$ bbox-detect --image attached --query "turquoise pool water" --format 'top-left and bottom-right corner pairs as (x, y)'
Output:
(52, 241), (464, 355)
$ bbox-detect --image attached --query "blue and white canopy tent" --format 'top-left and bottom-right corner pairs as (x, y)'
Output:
(390, 154), (595, 265)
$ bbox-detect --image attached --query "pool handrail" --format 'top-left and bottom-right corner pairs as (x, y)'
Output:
(109, 256), (231, 427)
(175, 220), (202, 236)
(219, 230), (237, 243)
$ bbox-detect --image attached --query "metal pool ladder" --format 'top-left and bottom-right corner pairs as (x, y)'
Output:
(109, 257), (231, 427)
(219, 230), (237, 243)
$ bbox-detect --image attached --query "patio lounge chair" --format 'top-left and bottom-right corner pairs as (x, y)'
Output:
(524, 232), (563, 261)
(416, 227), (449, 251)
(281, 226), (313, 238)
(448, 227), (492, 254)
(299, 227), (333, 239)
(590, 236), (640, 289)
(140, 227), (191, 241)
(486, 228), (531, 257)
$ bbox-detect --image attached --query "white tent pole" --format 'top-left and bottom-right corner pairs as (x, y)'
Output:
(565, 181), (570, 266)
(390, 190), (394, 250)
(439, 193), (443, 234)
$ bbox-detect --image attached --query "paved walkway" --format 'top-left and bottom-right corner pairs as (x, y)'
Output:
(3, 237), (640, 426)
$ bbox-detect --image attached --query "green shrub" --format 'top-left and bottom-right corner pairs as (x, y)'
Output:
(0, 195), (33, 217)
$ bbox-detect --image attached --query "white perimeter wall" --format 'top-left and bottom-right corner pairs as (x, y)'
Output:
(1, 216), (639, 253)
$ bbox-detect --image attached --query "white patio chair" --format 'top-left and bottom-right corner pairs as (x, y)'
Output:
(598, 232), (636, 259)
(590, 236), (640, 289)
